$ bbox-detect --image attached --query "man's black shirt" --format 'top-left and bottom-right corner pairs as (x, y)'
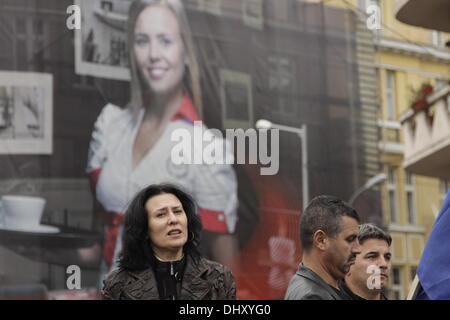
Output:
(338, 279), (388, 300)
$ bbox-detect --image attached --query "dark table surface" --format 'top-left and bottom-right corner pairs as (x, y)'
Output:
(0, 224), (102, 249)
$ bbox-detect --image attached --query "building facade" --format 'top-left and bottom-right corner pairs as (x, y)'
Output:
(373, 0), (449, 299)
(310, 0), (450, 299)
(375, 1), (450, 299)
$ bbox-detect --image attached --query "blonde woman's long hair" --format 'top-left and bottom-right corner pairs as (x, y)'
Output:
(126, 0), (202, 118)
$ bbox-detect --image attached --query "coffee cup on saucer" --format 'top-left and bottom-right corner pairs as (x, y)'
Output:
(0, 195), (46, 231)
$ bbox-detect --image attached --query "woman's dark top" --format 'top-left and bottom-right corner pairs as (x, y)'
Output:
(102, 255), (236, 300)
(153, 255), (187, 300)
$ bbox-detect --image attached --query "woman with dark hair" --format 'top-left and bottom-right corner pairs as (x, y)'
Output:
(102, 184), (236, 300)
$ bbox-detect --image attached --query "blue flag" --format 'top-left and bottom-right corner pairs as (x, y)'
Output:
(416, 188), (450, 299)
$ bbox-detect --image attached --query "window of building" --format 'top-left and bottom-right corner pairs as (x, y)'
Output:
(391, 266), (403, 299)
(393, 267), (401, 284)
(387, 166), (399, 223)
(405, 172), (416, 225)
(386, 71), (396, 120)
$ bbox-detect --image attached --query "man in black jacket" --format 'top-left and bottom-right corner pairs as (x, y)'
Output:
(338, 223), (392, 300)
(285, 195), (361, 300)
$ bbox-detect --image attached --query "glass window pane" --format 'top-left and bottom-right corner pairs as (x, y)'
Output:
(387, 93), (393, 119)
(393, 267), (401, 285)
(407, 192), (415, 224)
(388, 167), (396, 184)
(386, 71), (396, 120)
(406, 172), (413, 185)
(389, 190), (397, 222)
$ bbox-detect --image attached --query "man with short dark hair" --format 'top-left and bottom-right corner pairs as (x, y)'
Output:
(285, 195), (361, 300)
(338, 223), (392, 300)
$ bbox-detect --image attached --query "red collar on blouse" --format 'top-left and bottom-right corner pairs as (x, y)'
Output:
(171, 95), (200, 123)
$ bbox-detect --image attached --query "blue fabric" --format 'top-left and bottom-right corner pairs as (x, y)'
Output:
(417, 189), (450, 300)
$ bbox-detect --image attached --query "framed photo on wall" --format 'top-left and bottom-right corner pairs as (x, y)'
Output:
(74, 0), (132, 81)
(0, 71), (53, 154)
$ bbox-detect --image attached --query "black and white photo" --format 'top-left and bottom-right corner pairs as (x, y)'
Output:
(0, 72), (52, 154)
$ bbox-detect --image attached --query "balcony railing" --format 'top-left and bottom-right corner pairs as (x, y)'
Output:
(378, 120), (404, 155)
(400, 84), (450, 179)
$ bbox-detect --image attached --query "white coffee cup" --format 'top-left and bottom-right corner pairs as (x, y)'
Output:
(0, 195), (46, 230)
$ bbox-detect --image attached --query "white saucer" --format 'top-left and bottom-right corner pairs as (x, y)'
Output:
(0, 224), (60, 234)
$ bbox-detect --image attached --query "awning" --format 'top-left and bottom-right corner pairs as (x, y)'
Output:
(395, 0), (450, 33)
